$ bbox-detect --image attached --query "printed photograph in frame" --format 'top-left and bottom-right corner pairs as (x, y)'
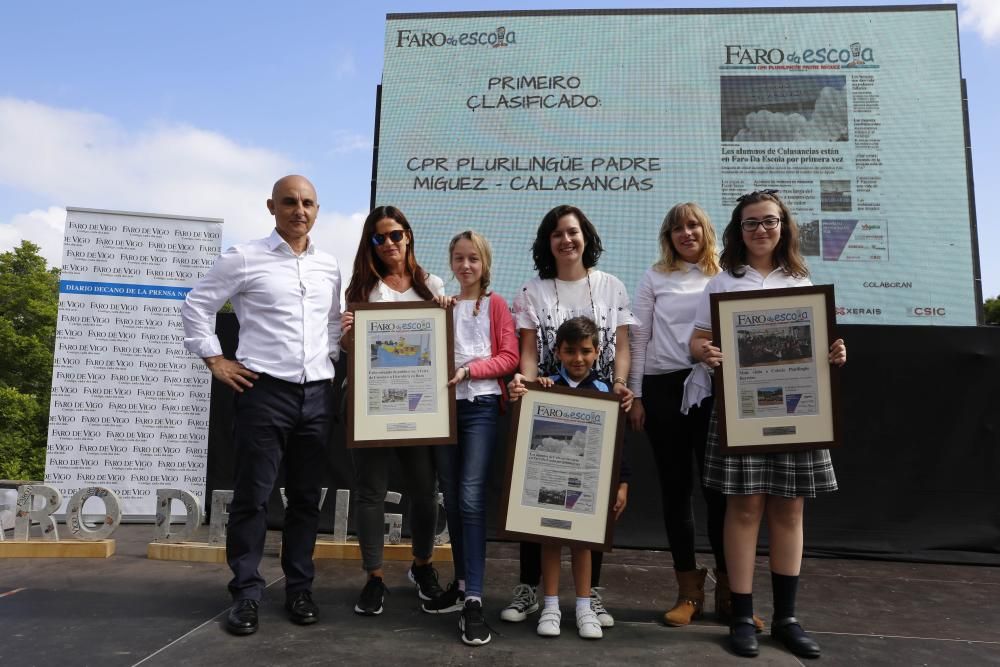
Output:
(346, 301), (456, 448)
(498, 383), (625, 551)
(711, 285), (842, 455)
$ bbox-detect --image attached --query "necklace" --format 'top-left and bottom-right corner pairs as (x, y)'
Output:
(550, 272), (602, 376)
(382, 273), (412, 293)
(552, 272), (597, 324)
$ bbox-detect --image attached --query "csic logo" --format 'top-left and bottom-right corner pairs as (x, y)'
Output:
(908, 306), (946, 318)
(396, 25), (515, 48)
(725, 41), (874, 67)
(836, 306), (882, 317)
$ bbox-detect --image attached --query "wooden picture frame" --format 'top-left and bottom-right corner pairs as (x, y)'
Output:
(498, 383), (625, 551)
(346, 301), (456, 448)
(711, 284), (841, 455)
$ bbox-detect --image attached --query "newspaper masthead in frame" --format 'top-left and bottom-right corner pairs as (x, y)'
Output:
(347, 301), (456, 447)
(499, 383), (625, 551)
(711, 285), (841, 455)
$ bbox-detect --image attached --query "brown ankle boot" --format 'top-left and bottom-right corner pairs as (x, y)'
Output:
(663, 567), (707, 627)
(713, 568), (765, 632)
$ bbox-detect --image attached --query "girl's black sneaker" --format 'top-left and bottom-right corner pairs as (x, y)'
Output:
(459, 599), (492, 646)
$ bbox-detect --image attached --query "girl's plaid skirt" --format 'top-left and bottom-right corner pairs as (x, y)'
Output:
(702, 406), (837, 498)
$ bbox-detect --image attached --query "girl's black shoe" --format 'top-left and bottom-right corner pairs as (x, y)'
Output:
(729, 616), (760, 657)
(771, 616), (821, 658)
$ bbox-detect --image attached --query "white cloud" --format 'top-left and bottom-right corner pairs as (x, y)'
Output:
(0, 96), (366, 280)
(959, 0), (1000, 43)
(0, 206), (66, 266)
(330, 129), (372, 154)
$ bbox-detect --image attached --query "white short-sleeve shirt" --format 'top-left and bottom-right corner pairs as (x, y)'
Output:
(513, 270), (636, 382)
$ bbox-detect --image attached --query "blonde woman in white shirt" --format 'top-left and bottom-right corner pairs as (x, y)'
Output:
(629, 203), (763, 631)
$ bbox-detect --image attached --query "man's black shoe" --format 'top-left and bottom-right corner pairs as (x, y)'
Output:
(225, 599), (259, 635)
(285, 591), (319, 625)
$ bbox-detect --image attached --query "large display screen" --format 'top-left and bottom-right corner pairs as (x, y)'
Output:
(376, 7), (976, 325)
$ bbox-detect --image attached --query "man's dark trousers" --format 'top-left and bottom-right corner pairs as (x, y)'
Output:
(226, 373), (332, 601)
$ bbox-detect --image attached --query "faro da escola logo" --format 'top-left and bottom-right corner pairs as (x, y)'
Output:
(396, 26), (515, 48)
(725, 41), (875, 67)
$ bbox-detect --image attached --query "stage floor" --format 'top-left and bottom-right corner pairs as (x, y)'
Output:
(2, 525), (998, 666)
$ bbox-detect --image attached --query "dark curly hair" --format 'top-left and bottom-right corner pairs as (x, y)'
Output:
(531, 205), (604, 279)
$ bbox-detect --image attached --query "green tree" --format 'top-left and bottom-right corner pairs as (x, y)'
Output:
(986, 295), (1000, 326)
(0, 386), (46, 480)
(0, 241), (59, 480)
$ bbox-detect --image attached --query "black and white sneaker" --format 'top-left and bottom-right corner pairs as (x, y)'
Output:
(590, 587), (614, 627)
(459, 599), (492, 646)
(423, 580), (465, 614)
(407, 561), (445, 602)
(354, 575), (388, 616)
(500, 583), (538, 622)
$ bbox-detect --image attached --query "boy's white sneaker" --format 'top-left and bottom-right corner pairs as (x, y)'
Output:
(537, 608), (561, 637)
(576, 608), (603, 639)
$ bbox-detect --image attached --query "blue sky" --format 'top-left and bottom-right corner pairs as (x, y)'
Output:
(1, 0), (997, 300)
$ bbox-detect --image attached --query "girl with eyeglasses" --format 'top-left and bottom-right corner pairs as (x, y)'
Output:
(341, 206), (448, 617)
(505, 204), (636, 639)
(690, 190), (847, 659)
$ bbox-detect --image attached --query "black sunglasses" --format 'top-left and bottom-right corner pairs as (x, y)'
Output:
(371, 229), (406, 246)
(736, 188), (779, 203)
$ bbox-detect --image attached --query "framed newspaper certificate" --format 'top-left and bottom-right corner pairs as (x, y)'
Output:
(346, 301), (456, 448)
(498, 383), (625, 551)
(711, 285), (841, 455)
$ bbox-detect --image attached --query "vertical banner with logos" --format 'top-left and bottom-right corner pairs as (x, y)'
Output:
(46, 208), (223, 517)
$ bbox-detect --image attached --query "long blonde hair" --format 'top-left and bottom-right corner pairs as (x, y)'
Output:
(448, 230), (493, 315)
(653, 202), (720, 276)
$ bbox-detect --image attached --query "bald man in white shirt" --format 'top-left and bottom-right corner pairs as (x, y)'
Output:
(182, 175), (341, 635)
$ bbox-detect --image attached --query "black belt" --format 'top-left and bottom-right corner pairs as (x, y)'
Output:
(256, 372), (332, 387)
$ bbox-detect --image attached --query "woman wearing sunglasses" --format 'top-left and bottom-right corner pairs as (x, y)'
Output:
(342, 206), (448, 617)
(691, 190), (846, 659)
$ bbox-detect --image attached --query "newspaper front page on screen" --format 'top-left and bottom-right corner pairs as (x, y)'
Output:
(377, 6), (976, 325)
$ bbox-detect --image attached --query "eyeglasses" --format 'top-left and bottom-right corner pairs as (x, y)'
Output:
(371, 229), (406, 246)
(737, 188), (779, 203)
(740, 216), (782, 232)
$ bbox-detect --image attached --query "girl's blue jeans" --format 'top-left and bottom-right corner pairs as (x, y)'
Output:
(434, 394), (499, 598)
